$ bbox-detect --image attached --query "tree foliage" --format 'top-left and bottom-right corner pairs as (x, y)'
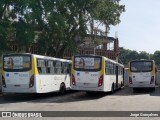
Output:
(119, 47), (154, 65)
(153, 51), (160, 65)
(91, 0), (125, 30)
(0, 0), (125, 57)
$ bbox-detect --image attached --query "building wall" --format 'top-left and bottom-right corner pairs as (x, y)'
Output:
(8, 35), (119, 61)
(63, 38), (119, 60)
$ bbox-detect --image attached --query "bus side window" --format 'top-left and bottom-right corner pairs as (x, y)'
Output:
(41, 60), (46, 74)
(41, 67), (46, 74)
(115, 65), (117, 75)
(53, 61), (57, 74)
(37, 59), (44, 74)
(63, 62), (68, 74)
(38, 67), (42, 73)
(47, 60), (53, 74)
(50, 61), (55, 74)
(113, 64), (115, 75)
(61, 62), (64, 74)
(105, 61), (108, 75)
(55, 61), (61, 74)
(67, 63), (71, 74)
(47, 68), (50, 74)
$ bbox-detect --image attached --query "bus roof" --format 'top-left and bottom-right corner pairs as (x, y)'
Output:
(3, 53), (72, 63)
(73, 55), (124, 67)
(103, 57), (124, 67)
(129, 60), (154, 63)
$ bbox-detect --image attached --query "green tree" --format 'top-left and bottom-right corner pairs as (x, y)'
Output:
(91, 0), (125, 34)
(119, 47), (139, 65)
(138, 51), (150, 60)
(34, 0), (125, 57)
(153, 51), (160, 65)
(0, 0), (13, 55)
(0, 20), (9, 55)
(0, 0), (125, 58)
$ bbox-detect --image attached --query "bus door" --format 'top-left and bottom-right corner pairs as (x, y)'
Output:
(123, 68), (125, 86)
(116, 66), (118, 89)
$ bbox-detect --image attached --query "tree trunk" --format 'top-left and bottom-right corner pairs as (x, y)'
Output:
(0, 4), (7, 19)
(90, 17), (94, 35)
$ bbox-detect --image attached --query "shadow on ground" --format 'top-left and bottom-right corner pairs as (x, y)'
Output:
(112, 86), (160, 97)
(1, 86), (159, 104)
(0, 90), (109, 104)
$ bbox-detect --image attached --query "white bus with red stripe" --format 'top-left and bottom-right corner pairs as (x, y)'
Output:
(128, 60), (156, 90)
(71, 55), (124, 93)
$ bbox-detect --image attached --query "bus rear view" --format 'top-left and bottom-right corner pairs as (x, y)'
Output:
(2, 54), (33, 93)
(71, 55), (103, 92)
(128, 60), (156, 90)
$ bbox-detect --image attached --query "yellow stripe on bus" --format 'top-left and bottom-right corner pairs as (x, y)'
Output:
(71, 56), (75, 75)
(30, 55), (39, 75)
(100, 57), (105, 75)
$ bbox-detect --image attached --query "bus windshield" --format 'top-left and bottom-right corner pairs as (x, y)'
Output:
(74, 56), (101, 71)
(130, 61), (152, 72)
(3, 54), (31, 72)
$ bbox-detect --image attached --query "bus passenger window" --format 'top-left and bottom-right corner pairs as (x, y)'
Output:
(61, 62), (64, 74)
(50, 68), (55, 74)
(47, 68), (50, 74)
(41, 68), (46, 74)
(38, 67), (42, 73)
(67, 64), (71, 74)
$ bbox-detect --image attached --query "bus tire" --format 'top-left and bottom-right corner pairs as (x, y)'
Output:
(59, 83), (66, 95)
(111, 83), (114, 93)
(133, 88), (137, 91)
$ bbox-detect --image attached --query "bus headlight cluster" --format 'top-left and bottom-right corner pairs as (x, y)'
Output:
(29, 75), (34, 88)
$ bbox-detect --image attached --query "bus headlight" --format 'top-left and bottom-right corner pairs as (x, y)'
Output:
(98, 75), (103, 87)
(72, 74), (76, 86)
(29, 75), (34, 88)
(129, 77), (132, 84)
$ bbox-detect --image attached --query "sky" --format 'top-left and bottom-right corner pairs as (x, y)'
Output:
(108, 0), (160, 54)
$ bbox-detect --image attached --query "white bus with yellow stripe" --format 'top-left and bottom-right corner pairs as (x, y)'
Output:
(71, 55), (124, 93)
(2, 53), (71, 94)
(128, 60), (156, 90)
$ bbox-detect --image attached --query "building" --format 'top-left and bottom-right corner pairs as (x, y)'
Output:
(64, 34), (119, 61)
(7, 33), (119, 61)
